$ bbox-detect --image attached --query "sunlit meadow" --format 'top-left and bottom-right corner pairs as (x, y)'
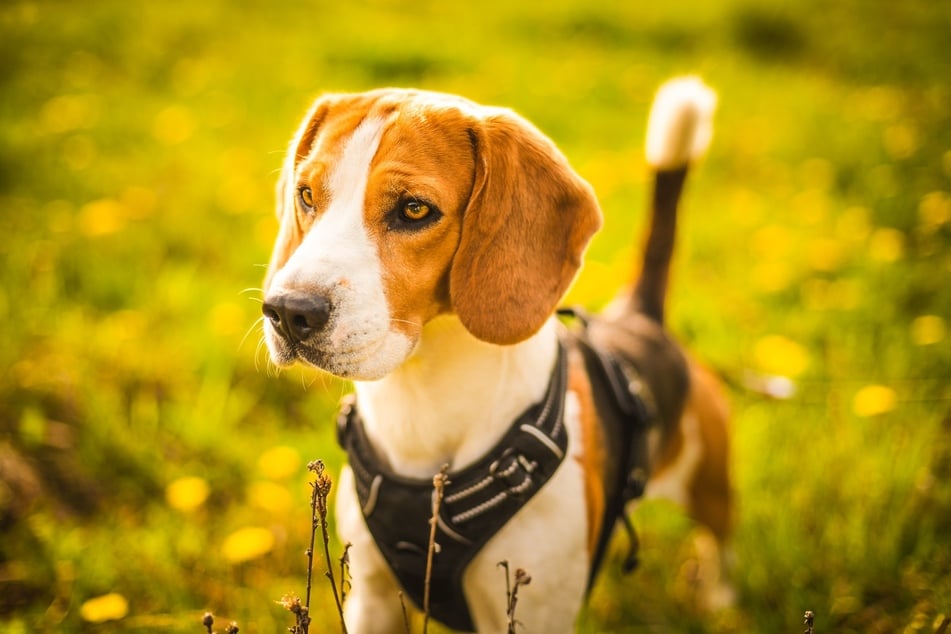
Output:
(1, 1), (948, 632)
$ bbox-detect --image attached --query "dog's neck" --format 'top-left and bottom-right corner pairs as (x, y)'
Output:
(353, 314), (559, 479)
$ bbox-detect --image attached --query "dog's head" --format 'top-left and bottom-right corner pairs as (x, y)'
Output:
(262, 89), (602, 380)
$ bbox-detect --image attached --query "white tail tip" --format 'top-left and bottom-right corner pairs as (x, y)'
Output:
(645, 76), (717, 170)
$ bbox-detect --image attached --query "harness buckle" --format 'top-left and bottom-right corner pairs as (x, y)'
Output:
(488, 448), (537, 500)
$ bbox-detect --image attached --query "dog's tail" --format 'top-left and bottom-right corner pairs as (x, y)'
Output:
(632, 77), (716, 324)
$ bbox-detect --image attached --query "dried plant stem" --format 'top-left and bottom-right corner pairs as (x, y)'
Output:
(279, 595), (308, 634)
(422, 464), (450, 634)
(498, 560), (531, 634)
(309, 460), (348, 634)
(803, 610), (815, 634)
(200, 613), (239, 634)
(304, 477), (320, 614)
(398, 591), (412, 634)
(339, 542), (352, 606)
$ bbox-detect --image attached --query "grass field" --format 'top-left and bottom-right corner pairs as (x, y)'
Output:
(1, 0), (949, 632)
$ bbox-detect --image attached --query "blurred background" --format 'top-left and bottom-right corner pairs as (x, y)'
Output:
(1, 0), (949, 632)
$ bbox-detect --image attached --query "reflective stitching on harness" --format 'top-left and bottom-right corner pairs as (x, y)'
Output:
(363, 474), (383, 516)
(517, 455), (537, 473)
(494, 461), (520, 478)
(520, 424), (565, 459)
(451, 471), (536, 524)
(444, 475), (494, 503)
(451, 491), (509, 524)
(509, 474), (533, 494)
(437, 515), (473, 544)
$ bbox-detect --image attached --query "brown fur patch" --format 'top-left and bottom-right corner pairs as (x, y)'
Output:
(450, 114), (603, 344)
(649, 360), (732, 540)
(363, 103), (479, 337)
(683, 362), (732, 540)
(567, 345), (607, 559)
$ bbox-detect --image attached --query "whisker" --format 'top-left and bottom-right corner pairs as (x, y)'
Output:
(389, 317), (423, 332)
(304, 369), (325, 391)
(300, 368), (313, 390)
(390, 319), (424, 339)
(254, 330), (273, 375)
(254, 337), (266, 373)
(336, 379), (350, 403)
(239, 315), (266, 353)
(240, 287), (265, 296)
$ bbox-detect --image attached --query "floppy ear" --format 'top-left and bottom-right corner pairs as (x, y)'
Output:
(263, 98), (329, 291)
(450, 110), (603, 345)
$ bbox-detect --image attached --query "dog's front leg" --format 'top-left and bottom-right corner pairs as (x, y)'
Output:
(336, 466), (407, 634)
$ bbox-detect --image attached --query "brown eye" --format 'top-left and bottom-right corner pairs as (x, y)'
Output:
(401, 200), (431, 221)
(390, 198), (441, 231)
(298, 186), (315, 211)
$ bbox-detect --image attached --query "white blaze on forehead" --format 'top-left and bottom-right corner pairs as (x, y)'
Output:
(329, 116), (387, 218)
(277, 116), (386, 286)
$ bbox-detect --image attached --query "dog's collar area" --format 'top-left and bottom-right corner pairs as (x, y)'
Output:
(336, 342), (569, 632)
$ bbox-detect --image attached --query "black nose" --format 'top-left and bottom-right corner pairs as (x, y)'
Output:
(262, 291), (331, 343)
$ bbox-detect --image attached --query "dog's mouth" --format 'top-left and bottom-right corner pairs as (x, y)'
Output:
(265, 335), (327, 371)
(260, 284), (420, 381)
(263, 320), (415, 381)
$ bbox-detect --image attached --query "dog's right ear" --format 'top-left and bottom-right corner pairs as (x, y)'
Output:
(264, 98), (330, 291)
(450, 110), (602, 345)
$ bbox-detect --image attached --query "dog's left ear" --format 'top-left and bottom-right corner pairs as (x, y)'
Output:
(450, 110), (603, 345)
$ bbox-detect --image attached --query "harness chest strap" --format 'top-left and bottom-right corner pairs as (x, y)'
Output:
(336, 343), (569, 632)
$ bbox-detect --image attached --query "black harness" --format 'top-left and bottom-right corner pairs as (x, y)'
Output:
(336, 312), (654, 632)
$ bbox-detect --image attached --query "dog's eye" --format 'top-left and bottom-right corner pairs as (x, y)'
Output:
(401, 200), (431, 222)
(389, 197), (442, 231)
(298, 186), (315, 211)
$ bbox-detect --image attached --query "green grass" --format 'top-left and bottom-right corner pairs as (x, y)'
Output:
(1, 0), (949, 632)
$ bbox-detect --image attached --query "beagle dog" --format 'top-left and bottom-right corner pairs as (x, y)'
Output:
(261, 78), (732, 632)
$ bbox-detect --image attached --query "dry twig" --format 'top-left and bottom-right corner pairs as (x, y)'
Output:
(279, 595), (309, 634)
(399, 591), (412, 634)
(803, 610), (815, 634)
(201, 612), (238, 634)
(283, 461), (348, 633)
(422, 464), (450, 634)
(339, 541), (353, 606)
(309, 460), (348, 634)
(498, 560), (531, 634)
